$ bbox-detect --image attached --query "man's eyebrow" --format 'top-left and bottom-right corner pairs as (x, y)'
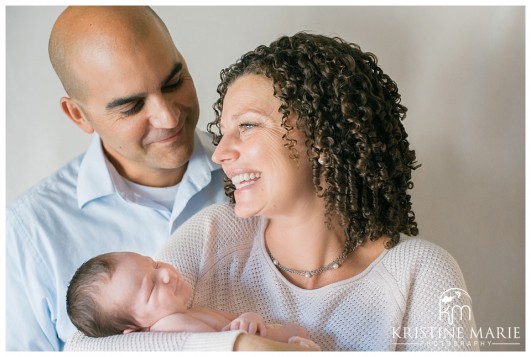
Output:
(105, 63), (184, 110)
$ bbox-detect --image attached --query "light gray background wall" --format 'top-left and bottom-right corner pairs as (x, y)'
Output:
(6, 6), (525, 351)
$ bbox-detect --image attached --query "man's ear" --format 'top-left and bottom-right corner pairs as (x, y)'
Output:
(60, 97), (95, 134)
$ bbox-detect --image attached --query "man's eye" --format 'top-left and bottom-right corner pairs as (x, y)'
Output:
(162, 79), (182, 93)
(122, 101), (144, 116)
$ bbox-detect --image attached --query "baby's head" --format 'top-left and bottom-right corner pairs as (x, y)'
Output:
(66, 252), (139, 337)
(67, 251), (192, 337)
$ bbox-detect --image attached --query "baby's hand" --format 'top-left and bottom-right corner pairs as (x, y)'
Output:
(222, 312), (266, 336)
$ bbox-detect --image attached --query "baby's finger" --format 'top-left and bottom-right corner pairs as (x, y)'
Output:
(231, 320), (242, 331)
(247, 322), (257, 335)
(257, 321), (267, 336)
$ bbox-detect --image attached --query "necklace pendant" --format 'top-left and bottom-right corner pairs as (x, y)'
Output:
(272, 259), (279, 266)
(304, 272), (312, 278)
(332, 263), (340, 269)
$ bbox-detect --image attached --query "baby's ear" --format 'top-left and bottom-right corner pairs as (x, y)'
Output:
(123, 327), (138, 334)
(123, 326), (149, 334)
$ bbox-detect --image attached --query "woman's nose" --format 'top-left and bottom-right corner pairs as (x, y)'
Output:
(212, 133), (239, 164)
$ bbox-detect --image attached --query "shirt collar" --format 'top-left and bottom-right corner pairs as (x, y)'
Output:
(168, 131), (221, 220)
(77, 131), (221, 209)
(77, 134), (116, 208)
(186, 130), (220, 186)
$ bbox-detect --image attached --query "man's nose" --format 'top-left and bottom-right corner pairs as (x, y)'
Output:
(149, 96), (180, 129)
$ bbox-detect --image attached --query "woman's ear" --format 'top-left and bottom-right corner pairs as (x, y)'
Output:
(60, 97), (94, 134)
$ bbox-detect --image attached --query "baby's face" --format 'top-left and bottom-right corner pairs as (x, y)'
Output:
(101, 252), (193, 328)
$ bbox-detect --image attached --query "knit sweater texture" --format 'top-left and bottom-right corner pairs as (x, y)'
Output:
(66, 202), (479, 351)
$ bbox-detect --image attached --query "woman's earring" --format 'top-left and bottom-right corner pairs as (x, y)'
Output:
(314, 145), (325, 165)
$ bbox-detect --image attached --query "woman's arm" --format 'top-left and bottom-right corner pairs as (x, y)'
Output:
(65, 329), (319, 351)
(64, 330), (243, 351)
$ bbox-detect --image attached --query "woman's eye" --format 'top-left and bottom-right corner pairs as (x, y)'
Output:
(121, 101), (144, 117)
(239, 122), (256, 132)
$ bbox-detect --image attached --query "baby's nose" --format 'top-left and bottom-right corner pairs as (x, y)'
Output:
(159, 268), (170, 284)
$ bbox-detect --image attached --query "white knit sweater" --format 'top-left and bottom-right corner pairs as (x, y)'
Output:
(65, 203), (479, 351)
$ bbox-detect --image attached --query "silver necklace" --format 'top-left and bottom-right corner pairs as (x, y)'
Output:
(267, 241), (354, 279)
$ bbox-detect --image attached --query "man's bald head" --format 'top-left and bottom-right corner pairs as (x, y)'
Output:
(49, 6), (172, 100)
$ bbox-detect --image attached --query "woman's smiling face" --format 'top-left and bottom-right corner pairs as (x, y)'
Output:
(211, 74), (317, 219)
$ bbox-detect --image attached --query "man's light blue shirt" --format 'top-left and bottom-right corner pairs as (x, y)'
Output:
(6, 131), (227, 350)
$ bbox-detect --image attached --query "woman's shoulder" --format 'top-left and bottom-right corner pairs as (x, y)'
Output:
(386, 237), (458, 264)
(382, 237), (465, 286)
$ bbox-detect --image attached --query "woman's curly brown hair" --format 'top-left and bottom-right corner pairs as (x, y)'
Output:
(207, 32), (419, 249)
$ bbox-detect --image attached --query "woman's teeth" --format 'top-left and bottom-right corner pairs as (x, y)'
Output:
(231, 172), (261, 189)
